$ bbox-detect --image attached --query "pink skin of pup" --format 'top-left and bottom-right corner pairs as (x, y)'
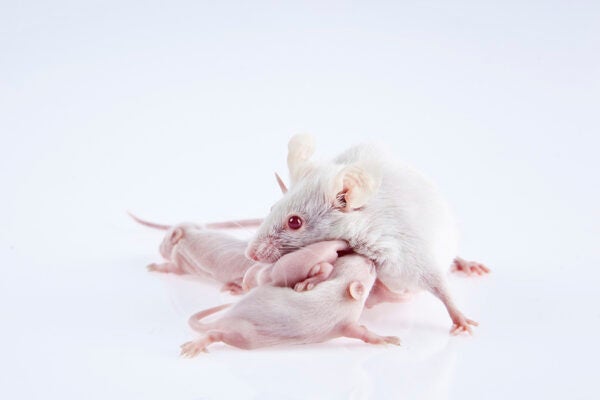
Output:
(181, 254), (400, 356)
(131, 213), (352, 295)
(241, 239), (350, 292)
(130, 213), (262, 293)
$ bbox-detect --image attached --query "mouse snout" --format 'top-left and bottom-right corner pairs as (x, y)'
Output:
(245, 247), (260, 262)
(246, 238), (281, 263)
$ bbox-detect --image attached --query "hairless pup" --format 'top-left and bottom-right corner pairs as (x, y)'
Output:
(130, 213), (261, 293)
(180, 253), (400, 356)
(131, 214), (352, 295)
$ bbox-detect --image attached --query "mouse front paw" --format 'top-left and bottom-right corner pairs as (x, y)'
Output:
(294, 262), (334, 292)
(294, 278), (317, 292)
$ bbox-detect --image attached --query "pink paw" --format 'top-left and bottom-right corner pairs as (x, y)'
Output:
(294, 278), (318, 292)
(180, 340), (208, 357)
(450, 315), (479, 335)
(147, 263), (168, 273)
(294, 262), (333, 292)
(379, 335), (401, 346)
(147, 262), (182, 274)
(452, 258), (490, 276)
(147, 263), (160, 272)
(221, 282), (244, 295)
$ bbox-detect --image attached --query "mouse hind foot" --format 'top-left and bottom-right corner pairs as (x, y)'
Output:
(341, 323), (401, 346)
(425, 275), (479, 335)
(451, 257), (490, 276)
(147, 262), (184, 274)
(180, 331), (224, 357)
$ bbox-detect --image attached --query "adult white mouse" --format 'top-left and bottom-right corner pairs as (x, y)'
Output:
(246, 134), (488, 335)
(180, 254), (400, 355)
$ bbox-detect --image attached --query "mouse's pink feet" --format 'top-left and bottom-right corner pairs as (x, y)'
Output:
(452, 257), (490, 276)
(147, 262), (183, 274)
(181, 332), (224, 357)
(450, 311), (479, 335)
(221, 282), (244, 295)
(180, 339), (209, 357)
(294, 262), (334, 292)
(342, 323), (401, 346)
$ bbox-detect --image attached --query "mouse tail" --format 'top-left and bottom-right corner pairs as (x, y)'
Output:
(188, 303), (233, 333)
(205, 218), (264, 229)
(127, 211), (171, 230)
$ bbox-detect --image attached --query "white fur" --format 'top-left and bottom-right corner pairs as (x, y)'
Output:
(247, 135), (459, 294)
(287, 133), (316, 185)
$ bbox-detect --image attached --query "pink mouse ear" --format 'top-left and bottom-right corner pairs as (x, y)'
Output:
(331, 162), (382, 211)
(274, 172), (288, 194)
(347, 281), (365, 300)
(287, 133), (316, 185)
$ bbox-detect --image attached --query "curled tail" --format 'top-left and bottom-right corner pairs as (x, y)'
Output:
(129, 211), (263, 231)
(188, 303), (232, 333)
(128, 211), (171, 230)
(205, 218), (263, 229)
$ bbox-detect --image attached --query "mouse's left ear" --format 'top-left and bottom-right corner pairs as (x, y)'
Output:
(287, 133), (316, 185)
(347, 281), (365, 300)
(333, 163), (382, 211)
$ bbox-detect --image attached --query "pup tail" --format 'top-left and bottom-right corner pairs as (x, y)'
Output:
(205, 218), (263, 229)
(188, 303), (233, 333)
(129, 211), (262, 231)
(127, 211), (171, 230)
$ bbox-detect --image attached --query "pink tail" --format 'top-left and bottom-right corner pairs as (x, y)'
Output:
(188, 303), (232, 332)
(205, 219), (263, 229)
(128, 211), (263, 230)
(127, 211), (171, 230)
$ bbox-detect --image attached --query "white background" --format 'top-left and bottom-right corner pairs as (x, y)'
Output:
(1, 1), (599, 399)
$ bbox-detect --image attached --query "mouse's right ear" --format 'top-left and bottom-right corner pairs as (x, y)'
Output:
(332, 162), (382, 211)
(287, 134), (315, 185)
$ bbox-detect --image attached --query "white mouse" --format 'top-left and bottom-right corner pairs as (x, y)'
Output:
(246, 134), (488, 334)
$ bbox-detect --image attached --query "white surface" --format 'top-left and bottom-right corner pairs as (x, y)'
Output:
(1, 1), (599, 399)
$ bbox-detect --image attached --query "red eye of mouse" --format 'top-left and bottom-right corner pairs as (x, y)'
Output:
(287, 215), (303, 230)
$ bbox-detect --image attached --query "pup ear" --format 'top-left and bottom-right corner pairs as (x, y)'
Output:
(287, 134), (316, 185)
(333, 163), (382, 211)
(347, 281), (365, 300)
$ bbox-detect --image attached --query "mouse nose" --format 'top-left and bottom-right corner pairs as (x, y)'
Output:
(245, 247), (260, 262)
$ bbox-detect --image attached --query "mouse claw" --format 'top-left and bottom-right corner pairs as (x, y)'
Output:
(180, 340), (207, 358)
(452, 257), (490, 276)
(450, 317), (478, 336)
(383, 336), (401, 346)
